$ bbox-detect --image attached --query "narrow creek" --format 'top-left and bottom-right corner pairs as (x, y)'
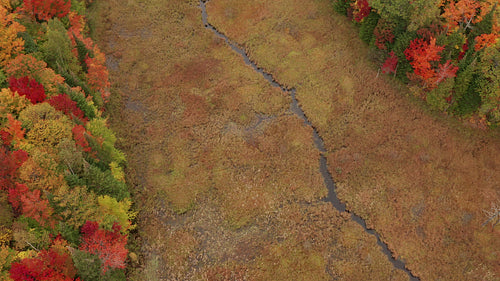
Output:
(200, 1), (419, 280)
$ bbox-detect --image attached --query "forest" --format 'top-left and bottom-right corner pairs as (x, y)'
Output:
(334, 0), (499, 128)
(0, 0), (499, 280)
(1, 0), (133, 280)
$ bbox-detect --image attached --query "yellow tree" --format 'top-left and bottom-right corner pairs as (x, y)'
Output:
(0, 5), (25, 67)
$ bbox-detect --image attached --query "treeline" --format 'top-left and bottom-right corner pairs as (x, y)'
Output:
(333, 0), (500, 128)
(1, 1), (134, 280)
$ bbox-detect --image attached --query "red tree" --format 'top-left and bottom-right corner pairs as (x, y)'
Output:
(79, 221), (128, 273)
(10, 246), (76, 281)
(434, 61), (459, 85)
(404, 37), (444, 83)
(8, 182), (29, 213)
(20, 189), (53, 227)
(48, 94), (87, 123)
(381, 51), (398, 74)
(352, 0), (370, 22)
(22, 0), (71, 21)
(72, 125), (94, 155)
(9, 76), (46, 104)
(0, 147), (28, 191)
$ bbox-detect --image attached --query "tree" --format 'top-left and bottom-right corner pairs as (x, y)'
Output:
(381, 51), (398, 74)
(0, 147), (28, 191)
(41, 19), (81, 77)
(8, 76), (46, 104)
(97, 195), (135, 233)
(0, 88), (31, 117)
(22, 0), (71, 21)
(79, 221), (128, 273)
(47, 93), (87, 123)
(441, 0), (482, 32)
(1, 114), (25, 148)
(373, 19), (395, 50)
(72, 124), (93, 155)
(352, 0), (370, 22)
(474, 33), (499, 51)
(0, 5), (25, 67)
(9, 241), (77, 280)
(5, 54), (64, 96)
(369, 0), (441, 31)
(20, 189), (53, 227)
(404, 37), (445, 84)
(433, 61), (459, 85)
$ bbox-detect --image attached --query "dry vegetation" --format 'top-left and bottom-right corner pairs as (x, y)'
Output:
(90, 0), (408, 279)
(206, 0), (500, 280)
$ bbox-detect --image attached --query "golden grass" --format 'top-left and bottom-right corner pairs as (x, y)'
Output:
(207, 0), (500, 279)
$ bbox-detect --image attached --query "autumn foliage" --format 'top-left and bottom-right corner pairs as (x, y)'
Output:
(10, 244), (76, 281)
(48, 94), (87, 122)
(0, 6), (25, 67)
(22, 0), (71, 21)
(351, 0), (370, 22)
(8, 76), (46, 104)
(0, 1), (131, 279)
(335, 0), (500, 125)
(79, 221), (128, 273)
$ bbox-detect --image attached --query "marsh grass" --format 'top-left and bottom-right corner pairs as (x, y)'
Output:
(88, 0), (434, 279)
(207, 0), (500, 279)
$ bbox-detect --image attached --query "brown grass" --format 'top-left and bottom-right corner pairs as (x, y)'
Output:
(207, 0), (500, 280)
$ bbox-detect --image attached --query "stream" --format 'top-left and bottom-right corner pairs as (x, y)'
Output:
(200, 1), (419, 280)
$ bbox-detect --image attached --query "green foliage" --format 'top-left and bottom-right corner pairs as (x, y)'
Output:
(332, 0), (352, 15)
(391, 30), (416, 81)
(97, 195), (135, 232)
(476, 43), (500, 123)
(41, 19), (81, 76)
(74, 36), (93, 73)
(59, 69), (103, 108)
(469, 6), (494, 40)
(453, 57), (476, 101)
(70, 0), (87, 15)
(454, 74), (482, 116)
(359, 12), (380, 44)
(19, 31), (39, 55)
(72, 250), (102, 280)
(437, 31), (466, 61)
(12, 217), (51, 250)
(57, 222), (81, 245)
(57, 138), (85, 174)
(0, 69), (6, 89)
(86, 118), (126, 166)
(52, 185), (98, 230)
(0, 246), (16, 279)
(104, 269), (127, 281)
(427, 77), (454, 111)
(369, 0), (439, 31)
(81, 164), (130, 201)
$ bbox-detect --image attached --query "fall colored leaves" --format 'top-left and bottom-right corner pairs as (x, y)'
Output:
(0, 1), (131, 280)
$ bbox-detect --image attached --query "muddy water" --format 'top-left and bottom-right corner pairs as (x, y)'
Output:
(200, 0), (419, 280)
